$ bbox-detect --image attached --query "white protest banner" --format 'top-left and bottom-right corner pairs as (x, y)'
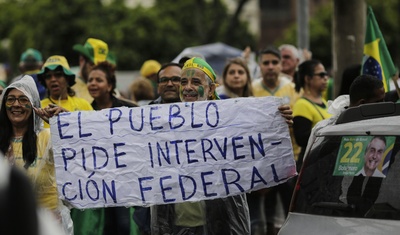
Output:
(50, 96), (296, 209)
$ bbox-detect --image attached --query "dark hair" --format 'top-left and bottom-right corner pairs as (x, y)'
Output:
(295, 59), (321, 92)
(366, 136), (386, 152)
(0, 89), (37, 168)
(0, 165), (39, 235)
(156, 62), (183, 81)
(222, 57), (253, 97)
(178, 57), (190, 66)
(339, 64), (361, 95)
(349, 74), (383, 105)
(90, 61), (117, 96)
(258, 46), (281, 60)
(20, 60), (41, 72)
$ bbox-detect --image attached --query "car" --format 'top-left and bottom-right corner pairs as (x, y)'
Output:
(278, 102), (400, 235)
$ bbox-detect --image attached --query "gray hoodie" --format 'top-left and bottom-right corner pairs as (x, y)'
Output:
(0, 75), (42, 133)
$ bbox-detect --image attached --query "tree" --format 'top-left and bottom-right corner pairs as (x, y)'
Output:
(0, 0), (256, 77)
(274, 3), (333, 69)
(274, 0), (399, 71)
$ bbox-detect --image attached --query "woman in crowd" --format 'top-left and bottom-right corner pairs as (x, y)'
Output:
(78, 61), (138, 235)
(88, 61), (137, 109)
(0, 75), (72, 234)
(293, 59), (332, 169)
(216, 57), (253, 99)
(37, 55), (93, 128)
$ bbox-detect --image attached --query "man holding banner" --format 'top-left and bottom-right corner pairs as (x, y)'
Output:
(149, 57), (296, 235)
(150, 58), (252, 235)
(50, 57), (296, 235)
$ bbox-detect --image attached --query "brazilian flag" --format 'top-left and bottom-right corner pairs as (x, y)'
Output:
(362, 6), (397, 92)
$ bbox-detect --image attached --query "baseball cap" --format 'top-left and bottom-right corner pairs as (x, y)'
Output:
(73, 38), (109, 65)
(140, 60), (161, 78)
(37, 55), (76, 86)
(20, 48), (42, 63)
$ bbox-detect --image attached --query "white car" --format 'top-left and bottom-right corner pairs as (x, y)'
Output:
(279, 102), (400, 235)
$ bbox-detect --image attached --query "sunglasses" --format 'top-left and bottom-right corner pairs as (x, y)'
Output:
(159, 76), (181, 84)
(312, 71), (329, 78)
(44, 71), (64, 80)
(5, 96), (30, 106)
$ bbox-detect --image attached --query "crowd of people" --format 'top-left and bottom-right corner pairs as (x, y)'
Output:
(0, 37), (399, 235)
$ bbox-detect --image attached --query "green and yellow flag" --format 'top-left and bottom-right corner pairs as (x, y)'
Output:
(362, 6), (397, 92)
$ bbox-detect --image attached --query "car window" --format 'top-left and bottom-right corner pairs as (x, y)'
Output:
(291, 134), (400, 220)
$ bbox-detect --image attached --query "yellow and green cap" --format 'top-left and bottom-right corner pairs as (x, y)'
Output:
(73, 38), (109, 65)
(183, 57), (217, 82)
(37, 55), (76, 86)
(182, 57), (220, 100)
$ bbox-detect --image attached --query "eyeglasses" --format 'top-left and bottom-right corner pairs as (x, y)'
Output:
(159, 76), (181, 84)
(282, 55), (292, 59)
(262, 60), (279, 66)
(44, 71), (64, 80)
(5, 96), (30, 106)
(312, 71), (329, 78)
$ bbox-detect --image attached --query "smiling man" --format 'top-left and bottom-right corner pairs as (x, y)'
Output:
(180, 57), (219, 102)
(148, 57), (293, 235)
(358, 136), (387, 177)
(149, 62), (182, 105)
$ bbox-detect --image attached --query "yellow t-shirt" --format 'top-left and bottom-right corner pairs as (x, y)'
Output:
(11, 129), (58, 210)
(41, 95), (93, 128)
(252, 75), (302, 159)
(293, 98), (332, 128)
(252, 76), (301, 108)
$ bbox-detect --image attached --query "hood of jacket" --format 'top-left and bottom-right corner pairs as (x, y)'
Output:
(1, 75), (42, 133)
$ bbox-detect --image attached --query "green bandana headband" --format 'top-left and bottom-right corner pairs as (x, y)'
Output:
(183, 57), (216, 82)
(182, 57), (220, 100)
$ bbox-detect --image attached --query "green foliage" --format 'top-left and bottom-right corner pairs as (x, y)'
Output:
(0, 0), (256, 75)
(275, 3), (333, 68)
(275, 0), (399, 69)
